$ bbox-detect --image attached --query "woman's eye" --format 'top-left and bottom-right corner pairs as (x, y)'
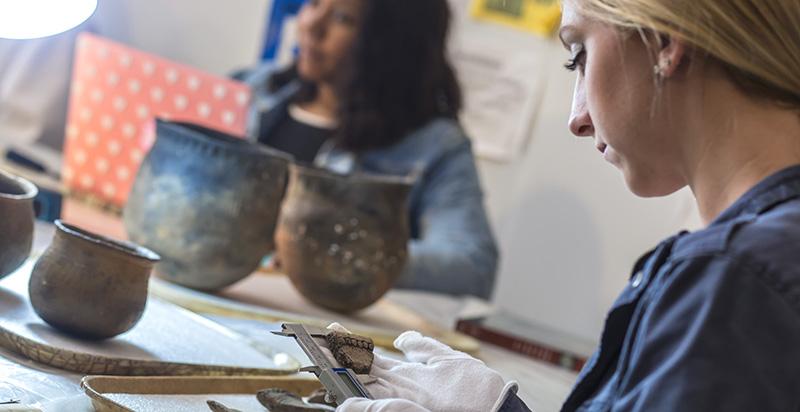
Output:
(332, 10), (357, 25)
(564, 48), (586, 72)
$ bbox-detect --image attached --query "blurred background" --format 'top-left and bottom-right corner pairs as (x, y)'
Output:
(0, 0), (701, 343)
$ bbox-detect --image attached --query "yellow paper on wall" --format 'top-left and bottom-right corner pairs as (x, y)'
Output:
(469, 0), (561, 37)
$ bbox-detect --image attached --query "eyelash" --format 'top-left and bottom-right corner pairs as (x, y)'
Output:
(564, 49), (585, 72)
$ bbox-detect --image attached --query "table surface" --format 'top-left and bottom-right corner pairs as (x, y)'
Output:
(1, 201), (578, 411)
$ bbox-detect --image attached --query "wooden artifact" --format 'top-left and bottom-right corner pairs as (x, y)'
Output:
(1, 262), (298, 376)
(82, 375), (323, 412)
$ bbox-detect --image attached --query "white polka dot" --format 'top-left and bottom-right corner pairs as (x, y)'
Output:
(113, 96), (127, 112)
(79, 107), (93, 122)
(122, 123), (136, 139)
(97, 46), (109, 59)
(62, 166), (74, 181)
(136, 105), (150, 119)
(160, 112), (173, 121)
(165, 68), (179, 84)
(95, 157), (109, 172)
(119, 53), (132, 68)
(107, 72), (120, 86)
(150, 87), (164, 102)
(187, 76), (200, 91)
(221, 110), (235, 125)
(197, 102), (211, 118)
(174, 95), (188, 111)
(102, 182), (117, 198)
(128, 79), (141, 94)
(213, 84), (227, 99)
(74, 149), (87, 165)
(85, 132), (99, 147)
(66, 124), (79, 140)
(235, 91), (248, 106)
(116, 167), (131, 181)
(73, 81), (85, 96)
(91, 88), (104, 103)
(130, 148), (144, 163)
(85, 65), (97, 78)
(101, 115), (115, 131)
(142, 61), (156, 76)
(107, 140), (122, 155)
(80, 174), (95, 189)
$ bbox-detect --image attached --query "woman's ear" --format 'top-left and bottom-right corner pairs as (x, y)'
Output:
(657, 36), (688, 79)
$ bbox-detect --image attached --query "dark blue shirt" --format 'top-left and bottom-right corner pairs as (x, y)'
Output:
(502, 165), (800, 412)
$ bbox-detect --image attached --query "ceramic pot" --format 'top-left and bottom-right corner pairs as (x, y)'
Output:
(0, 169), (37, 278)
(29, 220), (160, 339)
(276, 164), (412, 313)
(124, 120), (291, 291)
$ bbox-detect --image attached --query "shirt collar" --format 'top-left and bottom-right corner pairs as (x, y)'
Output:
(712, 164), (800, 225)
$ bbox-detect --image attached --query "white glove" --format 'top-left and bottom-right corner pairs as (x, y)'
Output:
(335, 330), (518, 412)
(338, 398), (431, 411)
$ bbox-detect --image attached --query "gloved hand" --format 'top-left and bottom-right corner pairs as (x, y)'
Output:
(333, 329), (518, 412)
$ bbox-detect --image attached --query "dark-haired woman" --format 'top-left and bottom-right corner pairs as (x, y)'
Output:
(241, 0), (498, 299)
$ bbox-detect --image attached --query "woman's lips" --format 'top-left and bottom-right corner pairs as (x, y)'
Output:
(596, 142), (608, 154)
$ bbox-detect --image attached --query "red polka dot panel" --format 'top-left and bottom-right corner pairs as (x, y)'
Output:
(63, 33), (251, 207)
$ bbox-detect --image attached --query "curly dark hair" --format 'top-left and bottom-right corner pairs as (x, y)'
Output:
(270, 0), (462, 152)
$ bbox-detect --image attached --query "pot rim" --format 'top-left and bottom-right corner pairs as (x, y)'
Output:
(54, 220), (161, 263)
(290, 162), (415, 187)
(156, 118), (294, 163)
(0, 169), (38, 201)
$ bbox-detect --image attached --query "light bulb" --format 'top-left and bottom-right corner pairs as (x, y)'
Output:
(0, 0), (98, 40)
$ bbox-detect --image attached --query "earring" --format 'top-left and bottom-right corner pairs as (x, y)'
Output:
(653, 58), (672, 81)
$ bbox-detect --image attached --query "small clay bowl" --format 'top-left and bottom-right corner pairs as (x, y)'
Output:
(29, 220), (160, 340)
(0, 169), (37, 278)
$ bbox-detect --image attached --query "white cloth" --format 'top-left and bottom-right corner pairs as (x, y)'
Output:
(335, 330), (518, 412)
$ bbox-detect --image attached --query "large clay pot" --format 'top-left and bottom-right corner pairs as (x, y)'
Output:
(0, 169), (37, 278)
(124, 120), (291, 291)
(276, 164), (412, 313)
(29, 220), (160, 339)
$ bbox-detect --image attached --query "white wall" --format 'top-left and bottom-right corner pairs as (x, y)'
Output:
(92, 0), (701, 342)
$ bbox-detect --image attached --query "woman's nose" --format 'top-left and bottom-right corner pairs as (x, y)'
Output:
(568, 77), (594, 137)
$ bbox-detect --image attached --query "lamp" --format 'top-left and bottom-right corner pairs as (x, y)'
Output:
(0, 0), (98, 40)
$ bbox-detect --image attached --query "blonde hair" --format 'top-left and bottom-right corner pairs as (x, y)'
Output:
(575, 0), (800, 108)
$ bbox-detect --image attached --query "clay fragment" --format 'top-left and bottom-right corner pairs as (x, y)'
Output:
(307, 388), (335, 407)
(325, 331), (375, 374)
(256, 388), (334, 411)
(206, 400), (243, 412)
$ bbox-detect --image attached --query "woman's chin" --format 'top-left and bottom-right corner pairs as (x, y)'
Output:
(624, 173), (686, 198)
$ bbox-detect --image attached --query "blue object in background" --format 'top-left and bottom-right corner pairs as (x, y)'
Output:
(32, 188), (62, 223)
(4, 149), (62, 222)
(260, 0), (306, 62)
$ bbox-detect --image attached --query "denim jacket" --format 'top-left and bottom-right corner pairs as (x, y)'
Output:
(242, 64), (499, 299)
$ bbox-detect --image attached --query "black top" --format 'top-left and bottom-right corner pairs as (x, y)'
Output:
(257, 104), (334, 163)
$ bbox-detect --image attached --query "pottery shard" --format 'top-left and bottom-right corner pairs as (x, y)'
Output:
(307, 388), (335, 407)
(256, 388), (334, 412)
(325, 331), (374, 374)
(206, 400), (243, 412)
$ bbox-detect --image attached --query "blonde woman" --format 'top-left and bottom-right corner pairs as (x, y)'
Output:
(335, 0), (800, 411)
